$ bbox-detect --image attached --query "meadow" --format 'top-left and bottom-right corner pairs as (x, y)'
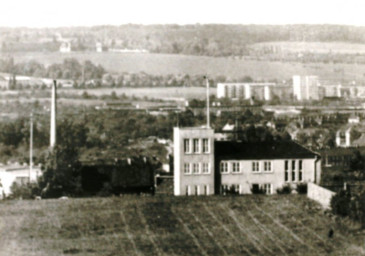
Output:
(8, 51), (365, 81)
(252, 41), (365, 54)
(0, 195), (364, 256)
(59, 87), (212, 101)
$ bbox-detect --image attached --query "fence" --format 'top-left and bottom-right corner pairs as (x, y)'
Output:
(307, 182), (336, 209)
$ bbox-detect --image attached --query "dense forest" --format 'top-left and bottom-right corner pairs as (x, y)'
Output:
(2, 24), (365, 56)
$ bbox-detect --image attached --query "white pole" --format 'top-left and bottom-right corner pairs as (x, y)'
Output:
(29, 112), (33, 183)
(205, 76), (210, 128)
(50, 80), (57, 148)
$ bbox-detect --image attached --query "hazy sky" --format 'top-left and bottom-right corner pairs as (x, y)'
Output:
(1, 0), (365, 27)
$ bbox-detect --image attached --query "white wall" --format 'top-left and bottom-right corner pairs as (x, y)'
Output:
(307, 182), (335, 209)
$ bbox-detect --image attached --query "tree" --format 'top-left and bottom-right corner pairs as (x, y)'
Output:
(349, 150), (365, 172)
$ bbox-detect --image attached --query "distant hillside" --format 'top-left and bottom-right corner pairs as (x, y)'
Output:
(2, 24), (365, 56)
(9, 51), (365, 81)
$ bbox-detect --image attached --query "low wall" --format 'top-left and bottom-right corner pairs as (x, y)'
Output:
(307, 182), (336, 209)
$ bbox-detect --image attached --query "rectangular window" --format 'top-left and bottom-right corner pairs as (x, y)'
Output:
(232, 162), (240, 173)
(192, 163), (200, 174)
(299, 160), (302, 170)
(221, 184), (229, 195)
(252, 184), (260, 193)
(285, 160), (288, 171)
(202, 138), (209, 153)
(195, 185), (199, 196)
(299, 170), (303, 181)
(184, 163), (191, 174)
(292, 160), (296, 170)
(285, 170), (289, 182)
(252, 161), (260, 172)
(263, 184), (272, 195)
(292, 169), (296, 181)
(193, 139), (200, 153)
(220, 162), (228, 173)
(185, 185), (190, 196)
(233, 184), (241, 194)
(264, 161), (271, 172)
(202, 163), (210, 174)
(184, 139), (190, 153)
(204, 185), (209, 195)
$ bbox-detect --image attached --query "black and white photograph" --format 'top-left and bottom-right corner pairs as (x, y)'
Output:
(1, 0), (365, 255)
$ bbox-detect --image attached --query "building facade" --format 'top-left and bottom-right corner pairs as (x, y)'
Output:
(173, 127), (215, 196)
(217, 83), (275, 101)
(293, 75), (320, 101)
(174, 127), (321, 196)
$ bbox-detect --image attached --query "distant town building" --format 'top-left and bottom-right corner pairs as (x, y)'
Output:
(293, 75), (320, 101)
(217, 83), (276, 101)
(336, 126), (352, 148)
(348, 114), (360, 124)
(59, 41), (71, 53)
(96, 42), (103, 52)
(173, 126), (321, 196)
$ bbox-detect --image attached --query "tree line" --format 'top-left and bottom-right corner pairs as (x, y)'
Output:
(0, 57), (256, 88)
(3, 24), (365, 57)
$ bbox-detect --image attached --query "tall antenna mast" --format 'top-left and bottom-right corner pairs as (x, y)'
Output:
(205, 76), (210, 128)
(29, 112), (33, 183)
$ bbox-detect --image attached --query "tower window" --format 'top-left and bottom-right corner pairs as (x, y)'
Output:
(193, 139), (200, 153)
(202, 138), (209, 153)
(184, 139), (190, 153)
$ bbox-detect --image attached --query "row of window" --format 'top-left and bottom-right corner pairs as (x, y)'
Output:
(184, 163), (210, 174)
(285, 160), (303, 171)
(285, 169), (303, 182)
(221, 183), (273, 195)
(184, 138), (210, 154)
(185, 185), (209, 195)
(219, 160), (305, 174)
(220, 161), (272, 173)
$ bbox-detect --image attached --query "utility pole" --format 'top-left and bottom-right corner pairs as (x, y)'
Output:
(29, 112), (33, 183)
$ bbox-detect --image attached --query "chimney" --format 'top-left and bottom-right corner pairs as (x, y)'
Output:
(50, 80), (57, 148)
(205, 76), (210, 128)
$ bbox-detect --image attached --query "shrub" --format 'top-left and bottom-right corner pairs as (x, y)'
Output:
(296, 183), (308, 194)
(251, 185), (265, 194)
(227, 185), (239, 195)
(331, 190), (351, 217)
(10, 182), (40, 199)
(277, 184), (292, 194)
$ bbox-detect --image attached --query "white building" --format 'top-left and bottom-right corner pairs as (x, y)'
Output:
(0, 163), (41, 199)
(60, 42), (71, 53)
(292, 75), (320, 101)
(96, 42), (103, 52)
(217, 83), (275, 101)
(174, 127), (321, 196)
(173, 127), (215, 196)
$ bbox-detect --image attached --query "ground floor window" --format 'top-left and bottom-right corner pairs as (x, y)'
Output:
(221, 184), (229, 195)
(195, 185), (199, 195)
(204, 185), (209, 195)
(263, 184), (272, 195)
(185, 185), (190, 196)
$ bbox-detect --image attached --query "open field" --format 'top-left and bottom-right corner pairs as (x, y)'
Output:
(59, 87), (212, 101)
(0, 195), (364, 256)
(252, 41), (365, 54)
(7, 51), (365, 81)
